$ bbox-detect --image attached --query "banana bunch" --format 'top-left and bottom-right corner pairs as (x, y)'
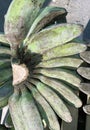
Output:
(0, 0), (88, 130)
(77, 44), (90, 114)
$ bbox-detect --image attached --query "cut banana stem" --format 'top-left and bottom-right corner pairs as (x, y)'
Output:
(42, 42), (87, 61)
(79, 83), (90, 95)
(32, 75), (82, 108)
(36, 57), (83, 69)
(83, 105), (90, 115)
(25, 82), (60, 130)
(25, 6), (67, 39)
(20, 86), (43, 130)
(9, 88), (25, 130)
(77, 67), (90, 80)
(80, 51), (90, 64)
(0, 80), (13, 108)
(12, 64), (29, 86)
(0, 68), (12, 84)
(30, 79), (72, 123)
(4, 0), (46, 44)
(34, 68), (81, 88)
(26, 24), (83, 54)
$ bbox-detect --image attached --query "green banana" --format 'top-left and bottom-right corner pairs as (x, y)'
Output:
(42, 42), (87, 61)
(0, 33), (9, 45)
(80, 51), (90, 64)
(25, 82), (60, 130)
(32, 75), (82, 107)
(0, 68), (12, 84)
(0, 60), (11, 69)
(77, 67), (90, 80)
(79, 83), (90, 95)
(26, 24), (83, 54)
(83, 105), (90, 115)
(0, 46), (11, 55)
(9, 88), (25, 130)
(24, 6), (67, 40)
(0, 80), (13, 109)
(34, 68), (81, 87)
(30, 79), (72, 123)
(19, 86), (43, 130)
(4, 0), (45, 44)
(36, 57), (83, 69)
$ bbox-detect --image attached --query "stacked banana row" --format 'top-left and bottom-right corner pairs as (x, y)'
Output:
(0, 0), (88, 130)
(0, 41), (13, 129)
(77, 44), (90, 114)
(0, 40), (13, 109)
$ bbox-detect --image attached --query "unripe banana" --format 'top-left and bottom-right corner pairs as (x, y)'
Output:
(20, 86), (43, 130)
(0, 33), (9, 45)
(26, 24), (83, 54)
(0, 60), (11, 69)
(42, 42), (87, 61)
(36, 57), (83, 69)
(0, 68), (12, 84)
(24, 6), (67, 40)
(80, 51), (90, 64)
(25, 82), (60, 130)
(4, 0), (45, 45)
(0, 80), (13, 109)
(34, 68), (81, 88)
(8, 88), (25, 130)
(30, 79), (72, 123)
(32, 75), (82, 108)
